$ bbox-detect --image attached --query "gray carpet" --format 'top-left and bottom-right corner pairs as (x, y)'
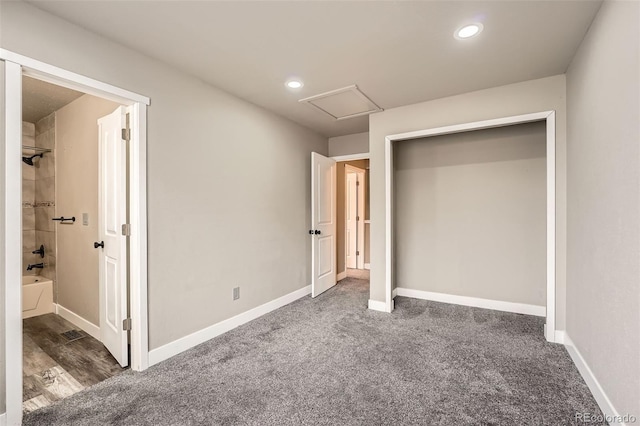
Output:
(24, 278), (604, 425)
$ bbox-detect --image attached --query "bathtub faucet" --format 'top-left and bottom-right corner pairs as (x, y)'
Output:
(26, 263), (45, 271)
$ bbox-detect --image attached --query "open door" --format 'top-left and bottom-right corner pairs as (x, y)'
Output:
(311, 152), (337, 297)
(346, 172), (358, 269)
(97, 106), (129, 367)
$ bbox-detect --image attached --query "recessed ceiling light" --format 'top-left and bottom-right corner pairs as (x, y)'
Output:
(286, 79), (304, 89)
(455, 23), (483, 40)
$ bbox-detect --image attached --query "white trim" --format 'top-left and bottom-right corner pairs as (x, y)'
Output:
(3, 60), (23, 426)
(0, 412), (6, 426)
(553, 330), (565, 345)
(391, 288), (397, 298)
(545, 111), (556, 341)
(396, 287), (546, 317)
(564, 334), (627, 425)
(0, 49), (150, 106)
(148, 285), (312, 366)
(127, 102), (149, 371)
(384, 111), (557, 342)
(367, 299), (388, 312)
(337, 271), (347, 281)
(54, 304), (100, 340)
(345, 164), (366, 270)
(364, 263), (371, 270)
(2, 51), (150, 423)
(330, 153), (370, 162)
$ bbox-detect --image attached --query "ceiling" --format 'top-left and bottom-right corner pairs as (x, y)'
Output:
(22, 76), (83, 123)
(27, 1), (602, 137)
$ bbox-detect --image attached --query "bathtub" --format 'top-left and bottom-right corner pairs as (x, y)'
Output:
(22, 276), (54, 319)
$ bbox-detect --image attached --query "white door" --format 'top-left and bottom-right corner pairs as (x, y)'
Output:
(311, 152), (337, 297)
(346, 173), (358, 269)
(97, 106), (129, 367)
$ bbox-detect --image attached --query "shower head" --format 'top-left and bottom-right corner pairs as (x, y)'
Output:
(22, 153), (43, 166)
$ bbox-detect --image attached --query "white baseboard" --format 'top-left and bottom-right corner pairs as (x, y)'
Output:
(54, 304), (100, 340)
(364, 263), (370, 270)
(337, 271), (347, 281)
(564, 333), (628, 425)
(392, 288), (398, 298)
(367, 299), (388, 312)
(394, 287), (546, 317)
(148, 284), (311, 366)
(0, 412), (6, 426)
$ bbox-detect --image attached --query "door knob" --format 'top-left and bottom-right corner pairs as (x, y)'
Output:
(94, 241), (104, 249)
(314, 230), (321, 235)
(309, 230), (314, 235)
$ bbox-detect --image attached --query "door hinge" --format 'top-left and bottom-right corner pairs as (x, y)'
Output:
(356, 216), (360, 221)
(122, 113), (131, 141)
(356, 251), (360, 256)
(123, 318), (132, 331)
(122, 223), (131, 236)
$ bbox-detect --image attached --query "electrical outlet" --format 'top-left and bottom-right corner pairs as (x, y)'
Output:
(233, 287), (240, 301)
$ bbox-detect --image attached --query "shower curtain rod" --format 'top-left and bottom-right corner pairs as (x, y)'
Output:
(22, 145), (51, 153)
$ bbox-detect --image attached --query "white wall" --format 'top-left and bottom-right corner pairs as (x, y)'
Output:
(0, 0), (327, 358)
(369, 75), (567, 327)
(394, 122), (547, 306)
(566, 0), (639, 418)
(328, 131), (369, 157)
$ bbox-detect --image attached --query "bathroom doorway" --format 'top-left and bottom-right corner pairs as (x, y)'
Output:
(335, 158), (370, 282)
(20, 76), (130, 413)
(2, 52), (149, 425)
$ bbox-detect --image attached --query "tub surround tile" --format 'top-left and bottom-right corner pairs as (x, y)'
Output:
(35, 152), (55, 180)
(35, 114), (55, 136)
(23, 230), (36, 252)
(22, 160), (36, 181)
(23, 121), (36, 137)
(41, 255), (56, 282)
(36, 231), (56, 257)
(23, 208), (36, 231)
(34, 207), (54, 232)
(36, 129), (55, 150)
(23, 134), (36, 147)
(23, 252), (44, 275)
(33, 201), (55, 208)
(22, 179), (35, 203)
(35, 177), (55, 204)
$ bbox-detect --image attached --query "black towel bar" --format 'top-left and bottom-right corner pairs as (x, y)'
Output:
(52, 216), (75, 223)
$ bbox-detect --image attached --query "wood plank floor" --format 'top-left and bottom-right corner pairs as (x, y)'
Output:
(23, 314), (125, 413)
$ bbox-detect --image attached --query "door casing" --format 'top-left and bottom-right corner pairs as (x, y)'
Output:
(345, 164), (365, 270)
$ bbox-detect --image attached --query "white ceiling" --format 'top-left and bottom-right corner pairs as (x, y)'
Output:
(27, 1), (602, 137)
(22, 76), (83, 123)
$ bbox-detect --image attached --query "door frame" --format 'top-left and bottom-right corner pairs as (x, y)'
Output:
(1, 49), (150, 425)
(344, 164), (365, 270)
(384, 111), (558, 343)
(331, 153), (370, 282)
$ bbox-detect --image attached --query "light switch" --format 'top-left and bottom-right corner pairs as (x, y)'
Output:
(82, 213), (89, 226)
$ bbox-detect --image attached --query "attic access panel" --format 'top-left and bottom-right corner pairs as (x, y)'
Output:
(299, 85), (383, 120)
